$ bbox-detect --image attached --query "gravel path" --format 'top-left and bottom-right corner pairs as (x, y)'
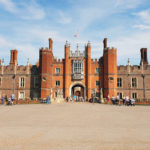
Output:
(0, 103), (150, 150)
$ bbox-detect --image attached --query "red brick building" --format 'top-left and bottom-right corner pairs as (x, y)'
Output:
(0, 38), (150, 101)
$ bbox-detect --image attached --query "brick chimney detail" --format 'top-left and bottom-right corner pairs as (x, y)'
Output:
(10, 50), (18, 66)
(140, 48), (148, 65)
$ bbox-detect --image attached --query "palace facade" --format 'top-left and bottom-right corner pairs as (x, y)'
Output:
(0, 38), (150, 101)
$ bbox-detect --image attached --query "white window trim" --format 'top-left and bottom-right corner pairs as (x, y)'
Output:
(18, 91), (25, 100)
(132, 92), (138, 99)
(55, 68), (60, 74)
(131, 77), (138, 88)
(72, 60), (84, 74)
(19, 77), (25, 88)
(117, 77), (123, 88)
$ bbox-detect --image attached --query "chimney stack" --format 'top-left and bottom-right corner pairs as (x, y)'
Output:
(10, 50), (18, 66)
(140, 48), (148, 66)
(103, 38), (107, 49)
(49, 38), (53, 51)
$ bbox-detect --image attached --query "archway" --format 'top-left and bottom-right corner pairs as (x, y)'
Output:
(70, 83), (85, 99)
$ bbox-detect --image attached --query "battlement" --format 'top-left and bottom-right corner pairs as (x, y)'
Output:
(104, 47), (117, 55)
(131, 65), (140, 70)
(91, 59), (99, 64)
(53, 58), (63, 64)
(40, 47), (50, 51)
(117, 65), (127, 70)
(0, 65), (32, 75)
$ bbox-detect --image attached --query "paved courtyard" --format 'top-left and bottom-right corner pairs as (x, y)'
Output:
(0, 103), (150, 150)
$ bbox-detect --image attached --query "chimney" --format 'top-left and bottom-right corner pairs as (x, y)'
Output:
(10, 50), (18, 66)
(103, 38), (107, 49)
(140, 48), (148, 66)
(49, 38), (53, 51)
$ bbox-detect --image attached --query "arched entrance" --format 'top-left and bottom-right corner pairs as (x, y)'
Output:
(70, 83), (85, 99)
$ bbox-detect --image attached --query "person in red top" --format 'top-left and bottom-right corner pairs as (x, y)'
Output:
(107, 95), (110, 103)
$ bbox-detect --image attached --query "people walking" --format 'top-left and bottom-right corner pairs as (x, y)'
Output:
(2, 96), (5, 105)
(46, 95), (51, 104)
(123, 96), (125, 105)
(111, 96), (115, 105)
(66, 96), (69, 102)
(125, 96), (129, 106)
(116, 95), (120, 105)
(11, 94), (15, 105)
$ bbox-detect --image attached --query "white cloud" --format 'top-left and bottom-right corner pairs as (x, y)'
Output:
(0, 0), (17, 13)
(133, 9), (150, 23)
(133, 24), (150, 30)
(57, 11), (72, 24)
(0, 0), (45, 20)
(115, 0), (143, 9)
(110, 31), (150, 65)
(20, 1), (45, 20)
(0, 36), (38, 65)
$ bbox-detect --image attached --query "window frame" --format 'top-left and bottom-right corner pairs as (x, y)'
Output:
(72, 60), (83, 74)
(96, 81), (100, 86)
(55, 68), (60, 74)
(117, 78), (122, 87)
(19, 91), (25, 99)
(19, 77), (25, 88)
(55, 80), (60, 87)
(132, 77), (137, 88)
(132, 92), (137, 99)
(95, 68), (100, 74)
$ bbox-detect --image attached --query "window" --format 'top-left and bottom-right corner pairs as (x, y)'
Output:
(72, 60), (83, 74)
(96, 81), (100, 86)
(19, 92), (24, 99)
(95, 68), (100, 74)
(34, 77), (39, 88)
(132, 78), (137, 87)
(20, 77), (25, 87)
(55, 68), (60, 74)
(56, 81), (60, 86)
(117, 93), (123, 99)
(117, 78), (122, 87)
(132, 93), (137, 99)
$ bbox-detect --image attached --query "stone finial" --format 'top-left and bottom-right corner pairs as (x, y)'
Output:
(65, 40), (69, 47)
(27, 58), (30, 66)
(2, 59), (4, 66)
(87, 41), (91, 46)
(76, 43), (79, 51)
(128, 58), (130, 66)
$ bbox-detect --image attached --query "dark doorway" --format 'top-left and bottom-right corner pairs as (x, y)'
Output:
(71, 84), (84, 98)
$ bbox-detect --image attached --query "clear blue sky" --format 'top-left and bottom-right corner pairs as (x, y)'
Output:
(0, 0), (150, 65)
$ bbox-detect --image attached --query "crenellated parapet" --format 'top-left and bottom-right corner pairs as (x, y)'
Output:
(91, 59), (100, 64)
(0, 65), (33, 75)
(53, 58), (63, 64)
